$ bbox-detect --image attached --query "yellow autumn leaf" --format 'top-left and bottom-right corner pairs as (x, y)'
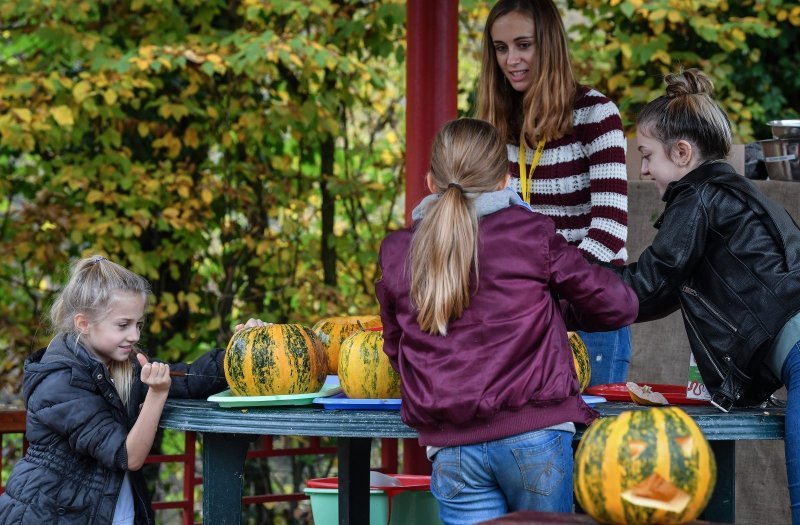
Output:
(177, 185), (190, 198)
(103, 89), (118, 105)
(667, 11), (682, 23)
(183, 49), (203, 63)
(86, 190), (106, 203)
(201, 188), (213, 205)
(12, 108), (32, 123)
(50, 106), (74, 127)
(73, 80), (92, 103)
(206, 54), (222, 65)
(652, 49), (671, 64)
(184, 127), (199, 148)
(137, 122), (149, 137)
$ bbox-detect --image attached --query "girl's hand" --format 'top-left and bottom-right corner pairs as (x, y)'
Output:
(234, 318), (271, 332)
(136, 352), (171, 393)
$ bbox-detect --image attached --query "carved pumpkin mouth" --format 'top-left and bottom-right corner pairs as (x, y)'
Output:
(622, 472), (691, 513)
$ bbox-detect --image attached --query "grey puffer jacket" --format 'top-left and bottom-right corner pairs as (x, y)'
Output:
(0, 333), (228, 524)
(618, 161), (800, 410)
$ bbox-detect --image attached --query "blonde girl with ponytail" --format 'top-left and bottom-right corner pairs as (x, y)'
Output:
(376, 118), (637, 524)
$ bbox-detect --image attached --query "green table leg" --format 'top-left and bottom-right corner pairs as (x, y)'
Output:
(702, 440), (735, 523)
(338, 437), (372, 525)
(202, 432), (253, 525)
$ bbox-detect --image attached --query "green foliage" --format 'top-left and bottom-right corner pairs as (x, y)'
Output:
(567, 0), (800, 140)
(0, 0), (406, 380)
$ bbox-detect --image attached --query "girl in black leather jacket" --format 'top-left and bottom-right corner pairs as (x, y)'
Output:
(0, 256), (232, 524)
(618, 68), (800, 524)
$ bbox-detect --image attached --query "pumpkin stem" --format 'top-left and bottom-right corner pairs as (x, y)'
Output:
(356, 320), (365, 331)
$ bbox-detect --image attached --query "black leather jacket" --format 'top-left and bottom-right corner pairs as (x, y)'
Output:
(0, 334), (228, 524)
(620, 161), (800, 410)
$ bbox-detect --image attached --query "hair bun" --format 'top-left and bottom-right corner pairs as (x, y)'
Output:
(664, 68), (715, 98)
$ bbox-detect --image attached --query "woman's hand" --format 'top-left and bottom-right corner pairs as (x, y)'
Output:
(234, 318), (271, 332)
(136, 352), (171, 393)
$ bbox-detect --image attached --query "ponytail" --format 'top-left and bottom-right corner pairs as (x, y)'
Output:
(409, 119), (508, 336)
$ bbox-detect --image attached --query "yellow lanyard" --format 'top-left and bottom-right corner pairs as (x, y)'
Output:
(519, 132), (546, 205)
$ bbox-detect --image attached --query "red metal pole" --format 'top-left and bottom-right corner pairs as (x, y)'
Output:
(404, 0), (459, 475)
(405, 0), (459, 225)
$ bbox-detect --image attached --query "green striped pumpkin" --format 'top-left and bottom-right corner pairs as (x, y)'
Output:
(574, 407), (717, 524)
(312, 315), (382, 374)
(569, 331), (591, 392)
(224, 324), (327, 396)
(338, 328), (401, 399)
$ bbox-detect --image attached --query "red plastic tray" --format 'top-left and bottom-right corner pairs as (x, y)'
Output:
(584, 383), (711, 405)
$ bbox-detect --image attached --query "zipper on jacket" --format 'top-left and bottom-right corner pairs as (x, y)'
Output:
(681, 285), (739, 334)
(680, 297), (725, 380)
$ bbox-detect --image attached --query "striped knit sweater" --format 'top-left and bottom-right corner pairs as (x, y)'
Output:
(508, 86), (628, 264)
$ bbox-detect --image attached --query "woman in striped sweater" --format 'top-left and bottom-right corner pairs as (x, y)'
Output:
(477, 0), (631, 386)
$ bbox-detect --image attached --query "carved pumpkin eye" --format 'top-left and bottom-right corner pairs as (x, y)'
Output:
(675, 435), (694, 456)
(628, 439), (647, 459)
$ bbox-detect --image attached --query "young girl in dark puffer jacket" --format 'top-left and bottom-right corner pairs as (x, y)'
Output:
(0, 256), (232, 524)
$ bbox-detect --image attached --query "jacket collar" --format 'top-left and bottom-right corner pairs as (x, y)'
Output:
(411, 187), (532, 222)
(662, 160), (738, 205)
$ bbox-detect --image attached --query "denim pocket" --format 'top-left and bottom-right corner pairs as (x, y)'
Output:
(431, 447), (465, 500)
(511, 433), (566, 495)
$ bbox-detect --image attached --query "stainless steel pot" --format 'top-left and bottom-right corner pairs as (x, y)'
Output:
(760, 139), (800, 181)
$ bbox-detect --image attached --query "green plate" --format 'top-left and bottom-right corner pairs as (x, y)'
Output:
(208, 375), (341, 408)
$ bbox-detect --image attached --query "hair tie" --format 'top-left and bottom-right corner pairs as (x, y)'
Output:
(447, 182), (464, 193)
(90, 256), (106, 265)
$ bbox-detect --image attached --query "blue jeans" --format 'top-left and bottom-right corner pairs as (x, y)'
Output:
(578, 326), (632, 386)
(430, 429), (574, 525)
(782, 342), (800, 525)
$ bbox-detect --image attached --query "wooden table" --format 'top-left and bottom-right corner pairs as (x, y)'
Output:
(158, 400), (784, 525)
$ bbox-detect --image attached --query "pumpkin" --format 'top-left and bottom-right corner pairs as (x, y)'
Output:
(224, 324), (327, 396)
(311, 315), (382, 374)
(338, 327), (401, 399)
(574, 406), (717, 525)
(569, 331), (591, 392)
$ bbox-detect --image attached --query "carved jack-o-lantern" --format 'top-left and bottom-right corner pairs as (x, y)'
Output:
(574, 406), (717, 524)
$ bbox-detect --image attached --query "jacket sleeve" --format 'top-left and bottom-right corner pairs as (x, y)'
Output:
(620, 189), (707, 322)
(170, 347), (228, 398)
(28, 372), (128, 470)
(548, 231), (639, 331)
(375, 243), (401, 371)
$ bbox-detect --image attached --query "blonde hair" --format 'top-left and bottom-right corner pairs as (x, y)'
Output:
(477, 0), (577, 144)
(409, 119), (508, 336)
(50, 256), (151, 406)
(637, 68), (732, 161)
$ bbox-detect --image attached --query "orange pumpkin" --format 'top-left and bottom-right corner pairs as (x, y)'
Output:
(311, 315), (381, 374)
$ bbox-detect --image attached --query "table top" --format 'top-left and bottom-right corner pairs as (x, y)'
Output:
(160, 399), (785, 441)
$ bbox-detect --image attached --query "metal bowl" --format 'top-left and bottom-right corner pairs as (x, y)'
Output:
(768, 120), (800, 140)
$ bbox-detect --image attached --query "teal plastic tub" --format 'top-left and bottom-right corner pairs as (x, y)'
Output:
(304, 474), (441, 525)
